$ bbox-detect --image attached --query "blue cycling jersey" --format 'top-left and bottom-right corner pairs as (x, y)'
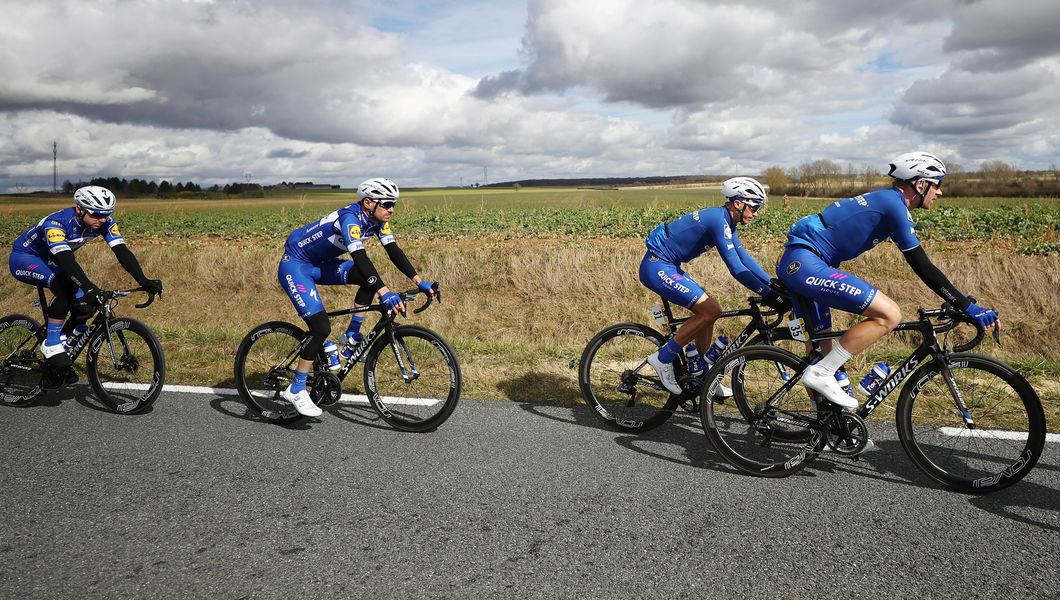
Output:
(12, 207), (125, 256)
(284, 202), (396, 263)
(785, 187), (920, 265)
(645, 206), (771, 295)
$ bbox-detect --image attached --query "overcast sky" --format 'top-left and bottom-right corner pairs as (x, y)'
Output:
(2, 0), (1058, 192)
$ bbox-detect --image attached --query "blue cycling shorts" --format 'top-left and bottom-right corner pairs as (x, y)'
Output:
(277, 252), (356, 319)
(776, 246), (878, 333)
(638, 252), (705, 310)
(9, 251), (60, 289)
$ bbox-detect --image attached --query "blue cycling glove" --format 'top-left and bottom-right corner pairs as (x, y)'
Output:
(964, 300), (998, 329)
(381, 291), (402, 310)
(417, 280), (436, 293)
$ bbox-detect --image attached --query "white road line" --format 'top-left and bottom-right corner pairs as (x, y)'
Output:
(939, 426), (1060, 443)
(103, 382), (438, 406)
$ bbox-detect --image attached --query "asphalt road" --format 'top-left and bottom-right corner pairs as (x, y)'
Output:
(2, 386), (1058, 599)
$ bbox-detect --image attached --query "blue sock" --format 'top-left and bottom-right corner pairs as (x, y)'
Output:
(345, 314), (365, 340)
(46, 321), (64, 345)
(291, 370), (309, 394)
(657, 338), (682, 363)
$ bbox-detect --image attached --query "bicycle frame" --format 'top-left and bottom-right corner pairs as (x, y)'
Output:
(288, 289), (430, 385)
(655, 295), (792, 356)
(35, 287), (155, 370)
(787, 307), (985, 424)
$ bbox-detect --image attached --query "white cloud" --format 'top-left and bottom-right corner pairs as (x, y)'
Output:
(1, 0), (1058, 192)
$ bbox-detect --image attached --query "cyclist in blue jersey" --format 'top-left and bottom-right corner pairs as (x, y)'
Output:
(776, 152), (999, 409)
(640, 177), (784, 394)
(277, 177), (437, 417)
(8, 186), (163, 367)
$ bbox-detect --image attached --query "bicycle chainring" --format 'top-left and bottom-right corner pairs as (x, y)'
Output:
(309, 372), (343, 406)
(826, 412), (869, 456)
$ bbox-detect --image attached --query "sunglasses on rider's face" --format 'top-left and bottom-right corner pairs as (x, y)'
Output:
(376, 201), (396, 209)
(87, 210), (112, 218)
(742, 200), (761, 213)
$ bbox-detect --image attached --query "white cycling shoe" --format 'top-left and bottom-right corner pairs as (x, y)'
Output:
(41, 336), (69, 360)
(281, 386), (323, 417)
(801, 365), (859, 410)
(713, 382), (734, 398)
(646, 351), (682, 395)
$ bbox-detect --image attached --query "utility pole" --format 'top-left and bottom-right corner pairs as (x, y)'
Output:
(483, 165), (487, 186)
(53, 141), (58, 192)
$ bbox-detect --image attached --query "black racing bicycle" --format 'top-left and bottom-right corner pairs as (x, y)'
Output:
(233, 286), (461, 431)
(699, 302), (1045, 494)
(0, 286), (166, 414)
(578, 294), (796, 432)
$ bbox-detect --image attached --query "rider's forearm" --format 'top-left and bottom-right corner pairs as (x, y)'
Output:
(349, 248), (386, 294)
(383, 242), (417, 280)
(52, 249), (97, 291)
(112, 243), (147, 283)
(902, 246), (970, 310)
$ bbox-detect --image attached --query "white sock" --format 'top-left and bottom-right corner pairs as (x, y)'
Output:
(815, 342), (853, 374)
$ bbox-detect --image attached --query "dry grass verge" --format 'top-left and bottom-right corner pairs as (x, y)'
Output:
(1, 238), (1056, 424)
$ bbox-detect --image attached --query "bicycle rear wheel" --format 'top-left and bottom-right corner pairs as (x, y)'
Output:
(0, 314), (45, 407)
(363, 324), (461, 432)
(897, 353), (1046, 493)
(578, 323), (678, 432)
(700, 345), (823, 477)
(233, 321), (318, 425)
(85, 317), (166, 414)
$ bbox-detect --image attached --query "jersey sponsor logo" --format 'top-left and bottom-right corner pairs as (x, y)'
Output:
(657, 270), (691, 294)
(348, 224), (362, 240)
(284, 274), (306, 308)
(281, 253), (290, 262)
(46, 228), (66, 243)
(109, 223), (121, 237)
(786, 261), (801, 275)
(723, 225), (732, 240)
(14, 269), (46, 281)
(297, 229), (324, 248)
(380, 222), (392, 235)
(855, 195), (868, 207)
(804, 275), (863, 297)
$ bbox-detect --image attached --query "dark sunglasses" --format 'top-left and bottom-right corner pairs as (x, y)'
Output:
(376, 200), (397, 209)
(87, 211), (112, 218)
(741, 200), (761, 213)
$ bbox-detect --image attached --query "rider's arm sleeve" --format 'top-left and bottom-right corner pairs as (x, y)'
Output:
(112, 243), (148, 283)
(52, 249), (98, 291)
(383, 243), (417, 280)
(349, 248), (386, 295)
(902, 245), (970, 310)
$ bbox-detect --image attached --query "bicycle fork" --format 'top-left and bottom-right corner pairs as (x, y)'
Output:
(935, 358), (976, 429)
(388, 332), (419, 384)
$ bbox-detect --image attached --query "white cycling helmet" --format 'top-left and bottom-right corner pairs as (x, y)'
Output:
(888, 152), (947, 184)
(721, 177), (767, 205)
(73, 186), (116, 214)
(357, 177), (400, 201)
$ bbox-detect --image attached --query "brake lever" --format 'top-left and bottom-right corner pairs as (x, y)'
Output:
(992, 323), (1001, 346)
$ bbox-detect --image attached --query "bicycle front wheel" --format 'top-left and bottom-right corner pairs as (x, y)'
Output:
(85, 317), (166, 414)
(897, 353), (1046, 493)
(363, 324), (461, 432)
(578, 323), (677, 432)
(233, 321), (315, 425)
(0, 314), (45, 407)
(700, 345), (822, 477)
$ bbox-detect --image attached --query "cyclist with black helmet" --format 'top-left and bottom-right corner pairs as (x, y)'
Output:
(9, 185), (163, 365)
(776, 151), (999, 410)
(640, 177), (784, 395)
(276, 177), (437, 417)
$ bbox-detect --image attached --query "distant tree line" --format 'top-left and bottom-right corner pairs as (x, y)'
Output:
(759, 160), (1060, 198)
(61, 177), (263, 197)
